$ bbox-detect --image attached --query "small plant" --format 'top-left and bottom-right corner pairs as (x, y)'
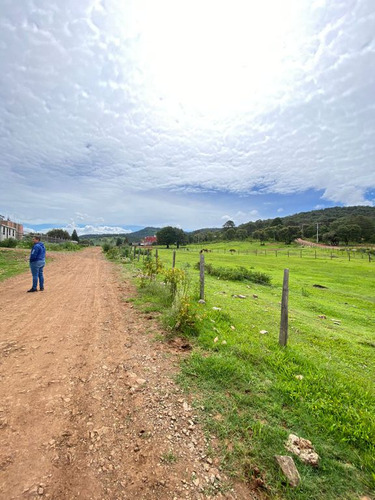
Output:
(161, 451), (177, 464)
(165, 293), (198, 336)
(163, 268), (187, 297)
(140, 253), (163, 285)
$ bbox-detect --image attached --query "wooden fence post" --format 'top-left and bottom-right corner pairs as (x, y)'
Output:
(279, 269), (289, 347)
(155, 248), (158, 266)
(200, 253), (205, 300)
(133, 246), (136, 258)
(137, 249), (140, 261)
(172, 250), (176, 269)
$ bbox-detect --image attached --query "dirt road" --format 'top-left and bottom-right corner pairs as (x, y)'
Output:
(0, 248), (252, 500)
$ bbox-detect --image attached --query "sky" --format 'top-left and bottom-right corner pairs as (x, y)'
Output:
(1, 0), (375, 235)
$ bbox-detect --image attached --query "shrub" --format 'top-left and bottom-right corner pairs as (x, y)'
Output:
(163, 268), (187, 297)
(0, 238), (18, 248)
(164, 293), (198, 336)
(102, 242), (112, 253)
(140, 253), (163, 284)
(195, 262), (271, 285)
(106, 246), (121, 260)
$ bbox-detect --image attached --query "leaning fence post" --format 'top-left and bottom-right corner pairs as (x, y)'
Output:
(133, 246), (136, 258)
(279, 269), (289, 347)
(199, 253), (205, 300)
(172, 250), (176, 269)
(137, 248), (140, 261)
(155, 248), (158, 266)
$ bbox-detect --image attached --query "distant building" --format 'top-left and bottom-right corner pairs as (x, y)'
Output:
(0, 215), (23, 241)
(141, 235), (157, 246)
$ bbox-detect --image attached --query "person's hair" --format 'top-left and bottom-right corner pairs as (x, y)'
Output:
(33, 236), (41, 241)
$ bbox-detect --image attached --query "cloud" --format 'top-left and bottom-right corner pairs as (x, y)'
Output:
(1, 0), (374, 230)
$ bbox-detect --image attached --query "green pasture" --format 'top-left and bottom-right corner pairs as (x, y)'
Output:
(130, 241), (374, 499)
(0, 249), (29, 281)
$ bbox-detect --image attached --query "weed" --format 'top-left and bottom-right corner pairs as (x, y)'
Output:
(161, 451), (177, 464)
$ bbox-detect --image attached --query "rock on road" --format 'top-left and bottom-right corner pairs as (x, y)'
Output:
(0, 248), (253, 500)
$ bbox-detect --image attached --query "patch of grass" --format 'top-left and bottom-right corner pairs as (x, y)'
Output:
(161, 450), (177, 464)
(0, 249), (29, 281)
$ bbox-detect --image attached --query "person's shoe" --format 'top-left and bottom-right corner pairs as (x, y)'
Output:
(27, 288), (38, 293)
(40, 287), (44, 291)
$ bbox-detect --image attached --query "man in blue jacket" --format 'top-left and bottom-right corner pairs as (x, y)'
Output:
(28, 236), (46, 292)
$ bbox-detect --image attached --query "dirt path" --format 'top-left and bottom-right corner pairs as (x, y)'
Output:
(295, 238), (343, 249)
(0, 248), (254, 500)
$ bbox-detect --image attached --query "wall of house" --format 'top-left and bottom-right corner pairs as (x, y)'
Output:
(0, 218), (24, 241)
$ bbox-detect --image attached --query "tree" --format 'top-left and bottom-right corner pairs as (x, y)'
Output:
(46, 229), (71, 240)
(278, 226), (300, 244)
(223, 220), (235, 230)
(235, 229), (247, 240)
(273, 217), (283, 226)
(253, 229), (266, 243)
(174, 228), (187, 248)
(116, 237), (123, 246)
(156, 226), (186, 248)
(224, 228), (236, 240)
(71, 229), (80, 243)
(322, 231), (339, 246)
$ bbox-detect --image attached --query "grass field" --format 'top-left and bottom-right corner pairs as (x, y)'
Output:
(0, 249), (29, 281)
(125, 241), (375, 499)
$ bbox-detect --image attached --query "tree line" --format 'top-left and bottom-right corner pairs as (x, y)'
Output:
(155, 206), (375, 247)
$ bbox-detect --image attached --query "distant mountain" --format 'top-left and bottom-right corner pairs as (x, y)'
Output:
(126, 227), (160, 243)
(282, 205), (375, 226)
(187, 227), (222, 235)
(81, 227), (160, 243)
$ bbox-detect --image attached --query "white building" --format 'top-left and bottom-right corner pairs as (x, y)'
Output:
(0, 215), (24, 241)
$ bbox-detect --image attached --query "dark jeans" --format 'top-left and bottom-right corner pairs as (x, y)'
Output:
(30, 260), (45, 290)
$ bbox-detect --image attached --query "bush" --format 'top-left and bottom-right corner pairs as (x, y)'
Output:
(195, 262), (271, 285)
(102, 242), (113, 253)
(44, 242), (81, 252)
(106, 246), (121, 260)
(164, 293), (199, 336)
(0, 238), (18, 248)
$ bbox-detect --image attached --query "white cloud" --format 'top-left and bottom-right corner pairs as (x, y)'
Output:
(0, 0), (374, 229)
(277, 208), (284, 213)
(73, 225), (132, 236)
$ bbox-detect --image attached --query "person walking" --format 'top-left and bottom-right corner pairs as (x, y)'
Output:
(28, 236), (46, 292)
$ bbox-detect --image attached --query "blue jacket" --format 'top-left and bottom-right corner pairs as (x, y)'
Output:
(30, 242), (46, 262)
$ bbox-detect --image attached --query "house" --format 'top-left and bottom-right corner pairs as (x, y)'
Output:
(141, 235), (157, 246)
(0, 215), (24, 241)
